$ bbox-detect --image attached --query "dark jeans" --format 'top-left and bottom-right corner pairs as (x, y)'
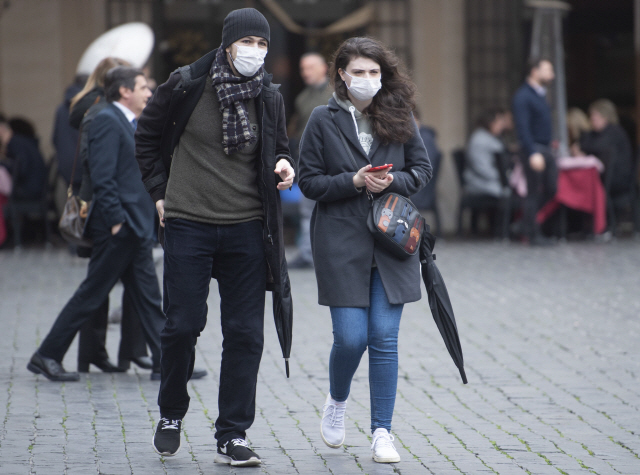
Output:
(77, 290), (148, 367)
(159, 218), (266, 446)
(38, 224), (165, 367)
(523, 146), (558, 238)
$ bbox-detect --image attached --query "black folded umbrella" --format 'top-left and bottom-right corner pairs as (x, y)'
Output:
(273, 270), (293, 378)
(420, 223), (468, 384)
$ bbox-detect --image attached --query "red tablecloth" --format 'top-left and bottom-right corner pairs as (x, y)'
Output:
(536, 167), (606, 234)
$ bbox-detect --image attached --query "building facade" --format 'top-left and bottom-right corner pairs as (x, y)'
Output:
(0, 0), (635, 232)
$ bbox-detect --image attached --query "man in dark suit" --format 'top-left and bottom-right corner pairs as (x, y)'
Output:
(27, 67), (166, 381)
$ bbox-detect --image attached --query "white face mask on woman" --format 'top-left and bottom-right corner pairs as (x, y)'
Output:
(344, 71), (382, 101)
(229, 44), (268, 77)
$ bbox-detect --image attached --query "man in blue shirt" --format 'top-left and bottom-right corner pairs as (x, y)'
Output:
(512, 58), (558, 245)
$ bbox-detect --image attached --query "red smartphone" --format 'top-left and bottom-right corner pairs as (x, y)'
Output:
(367, 164), (393, 172)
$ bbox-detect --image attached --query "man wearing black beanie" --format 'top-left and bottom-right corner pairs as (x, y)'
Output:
(136, 8), (295, 466)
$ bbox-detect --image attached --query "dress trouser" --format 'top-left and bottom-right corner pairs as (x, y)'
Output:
(522, 145), (558, 239)
(159, 218), (266, 447)
(77, 291), (148, 367)
(38, 224), (165, 368)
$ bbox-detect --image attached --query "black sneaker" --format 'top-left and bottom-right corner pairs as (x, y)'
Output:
(214, 438), (261, 466)
(152, 418), (182, 456)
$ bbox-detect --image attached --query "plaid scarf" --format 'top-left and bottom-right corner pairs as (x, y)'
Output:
(211, 47), (264, 155)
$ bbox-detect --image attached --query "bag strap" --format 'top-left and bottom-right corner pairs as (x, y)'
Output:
(329, 110), (359, 171)
(67, 130), (82, 198)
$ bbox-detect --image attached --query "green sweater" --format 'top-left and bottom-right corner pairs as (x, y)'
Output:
(164, 76), (263, 224)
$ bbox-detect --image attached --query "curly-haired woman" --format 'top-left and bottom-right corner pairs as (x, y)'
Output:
(298, 37), (432, 464)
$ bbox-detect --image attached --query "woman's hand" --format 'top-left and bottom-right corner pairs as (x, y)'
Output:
(365, 173), (394, 193)
(570, 143), (583, 157)
(353, 164), (372, 188)
(275, 159), (295, 190)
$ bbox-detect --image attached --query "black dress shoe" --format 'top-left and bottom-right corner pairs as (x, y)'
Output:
(150, 367), (208, 381)
(27, 352), (80, 382)
(118, 356), (154, 371)
(78, 358), (125, 373)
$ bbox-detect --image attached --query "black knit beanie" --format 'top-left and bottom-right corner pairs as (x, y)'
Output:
(222, 8), (270, 50)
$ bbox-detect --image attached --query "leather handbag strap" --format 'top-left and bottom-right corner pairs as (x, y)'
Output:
(67, 131), (82, 198)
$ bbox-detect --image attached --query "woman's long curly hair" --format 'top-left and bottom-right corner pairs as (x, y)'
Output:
(330, 37), (416, 145)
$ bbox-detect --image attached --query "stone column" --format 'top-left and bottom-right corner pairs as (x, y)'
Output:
(527, 0), (571, 157)
(410, 0), (466, 234)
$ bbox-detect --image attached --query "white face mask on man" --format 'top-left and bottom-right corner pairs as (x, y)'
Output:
(229, 44), (268, 77)
(344, 71), (382, 101)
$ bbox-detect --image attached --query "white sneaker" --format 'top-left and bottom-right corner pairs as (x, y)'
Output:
(371, 428), (401, 463)
(320, 393), (347, 448)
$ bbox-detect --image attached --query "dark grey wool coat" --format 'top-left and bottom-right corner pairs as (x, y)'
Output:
(298, 97), (432, 307)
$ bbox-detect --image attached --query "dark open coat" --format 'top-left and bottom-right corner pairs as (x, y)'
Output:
(135, 49), (294, 296)
(298, 97), (432, 307)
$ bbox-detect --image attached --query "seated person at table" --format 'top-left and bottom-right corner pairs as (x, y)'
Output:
(567, 107), (591, 157)
(580, 99), (634, 195)
(464, 108), (510, 197)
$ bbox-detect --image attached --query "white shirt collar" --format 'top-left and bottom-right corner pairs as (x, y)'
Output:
(528, 80), (547, 97)
(112, 101), (136, 123)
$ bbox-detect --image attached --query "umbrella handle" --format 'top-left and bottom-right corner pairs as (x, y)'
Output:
(285, 358), (290, 378)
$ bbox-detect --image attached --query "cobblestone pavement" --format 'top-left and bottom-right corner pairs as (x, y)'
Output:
(1, 240), (640, 474)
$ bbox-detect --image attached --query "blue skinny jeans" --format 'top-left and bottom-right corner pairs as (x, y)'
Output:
(329, 268), (403, 433)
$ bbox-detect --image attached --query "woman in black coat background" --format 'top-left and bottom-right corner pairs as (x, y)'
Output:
(580, 99), (635, 195)
(298, 37), (431, 464)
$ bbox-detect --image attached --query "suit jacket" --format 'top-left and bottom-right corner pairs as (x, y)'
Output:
(85, 103), (155, 240)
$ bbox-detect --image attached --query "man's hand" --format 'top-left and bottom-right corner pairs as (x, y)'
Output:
(111, 223), (123, 235)
(529, 152), (546, 172)
(79, 201), (89, 219)
(156, 199), (165, 227)
(275, 159), (295, 190)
